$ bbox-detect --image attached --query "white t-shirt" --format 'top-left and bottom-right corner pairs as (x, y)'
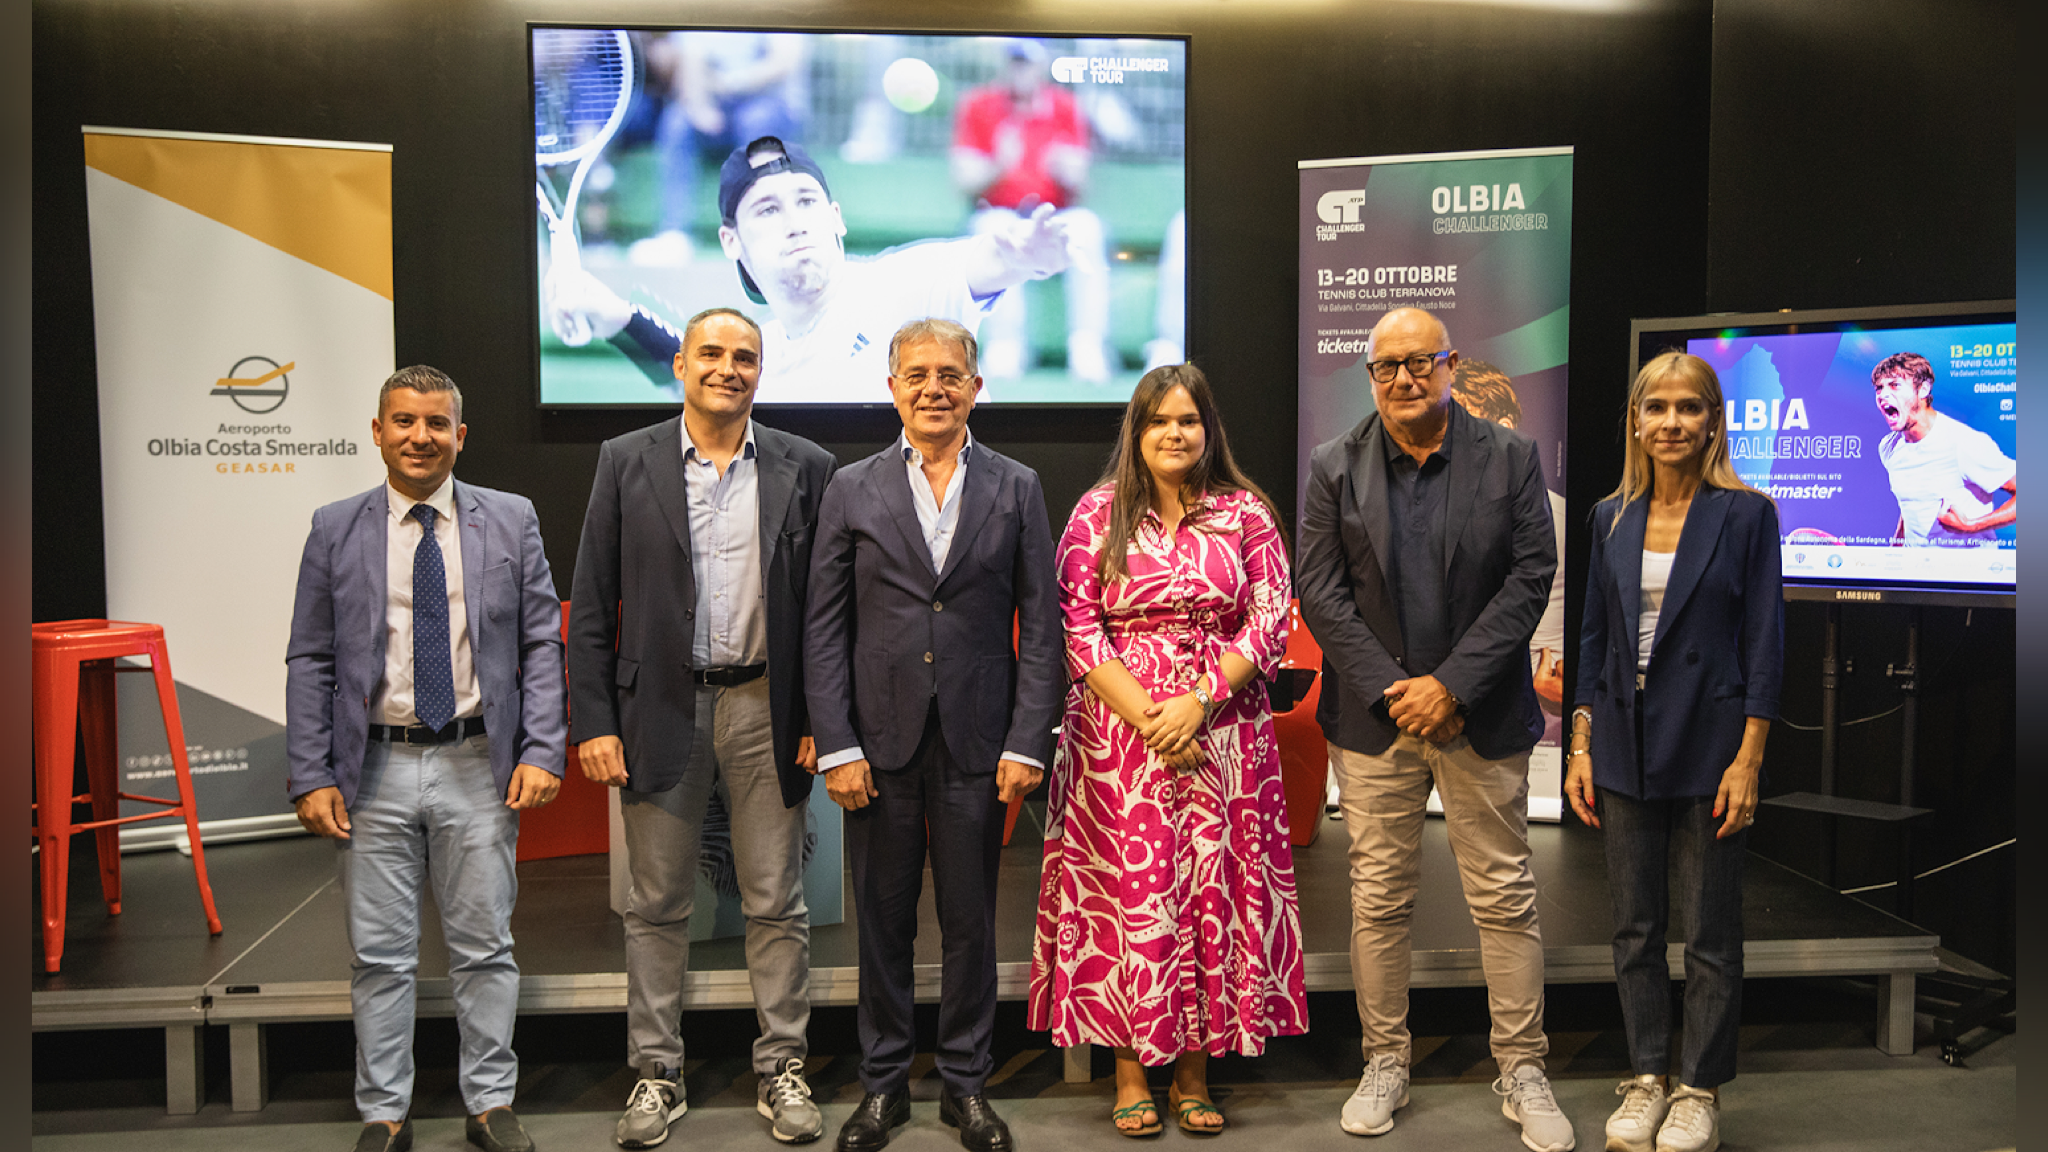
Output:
(754, 240), (998, 404)
(1637, 548), (1675, 672)
(1878, 411), (2015, 545)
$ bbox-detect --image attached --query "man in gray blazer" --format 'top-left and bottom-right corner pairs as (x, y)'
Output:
(287, 365), (565, 1152)
(805, 318), (1061, 1152)
(1297, 308), (1571, 1152)
(568, 308), (837, 1149)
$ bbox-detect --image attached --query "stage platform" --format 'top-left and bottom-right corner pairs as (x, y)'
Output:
(31, 805), (1938, 1115)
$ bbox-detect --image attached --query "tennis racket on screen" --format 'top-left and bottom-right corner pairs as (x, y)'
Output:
(534, 27), (635, 346)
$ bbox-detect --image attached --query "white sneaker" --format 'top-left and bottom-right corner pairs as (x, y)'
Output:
(1340, 1052), (1409, 1135)
(1654, 1085), (1718, 1152)
(1604, 1076), (1668, 1152)
(1494, 1064), (1576, 1152)
(757, 1057), (823, 1144)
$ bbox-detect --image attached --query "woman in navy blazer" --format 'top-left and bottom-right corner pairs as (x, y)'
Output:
(1567, 352), (1782, 1152)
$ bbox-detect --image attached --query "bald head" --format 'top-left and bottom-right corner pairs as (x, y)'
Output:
(1366, 307), (1459, 457)
(1370, 307), (1451, 353)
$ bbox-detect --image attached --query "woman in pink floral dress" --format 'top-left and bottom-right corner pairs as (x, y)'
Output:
(1028, 364), (1308, 1136)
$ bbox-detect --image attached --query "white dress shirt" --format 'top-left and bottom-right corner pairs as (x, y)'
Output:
(373, 477), (481, 725)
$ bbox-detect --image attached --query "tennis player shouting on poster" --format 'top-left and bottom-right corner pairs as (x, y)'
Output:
(1870, 352), (2016, 546)
(548, 136), (1074, 403)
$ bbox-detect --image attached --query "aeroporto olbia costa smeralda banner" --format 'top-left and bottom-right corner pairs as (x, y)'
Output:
(83, 126), (393, 849)
(1298, 146), (1574, 821)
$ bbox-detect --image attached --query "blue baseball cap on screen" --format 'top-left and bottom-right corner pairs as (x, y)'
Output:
(719, 136), (835, 305)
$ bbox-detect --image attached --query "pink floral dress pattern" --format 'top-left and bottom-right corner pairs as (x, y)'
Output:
(1027, 485), (1308, 1060)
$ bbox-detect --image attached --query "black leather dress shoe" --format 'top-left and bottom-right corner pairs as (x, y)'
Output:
(353, 1119), (413, 1152)
(939, 1092), (1014, 1152)
(836, 1090), (911, 1152)
(466, 1107), (536, 1152)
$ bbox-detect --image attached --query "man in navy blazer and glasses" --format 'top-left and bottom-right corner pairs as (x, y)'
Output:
(805, 318), (1061, 1152)
(287, 365), (565, 1152)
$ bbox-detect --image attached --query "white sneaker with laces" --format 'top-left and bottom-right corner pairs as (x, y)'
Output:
(1604, 1075), (1669, 1152)
(757, 1057), (823, 1144)
(1494, 1064), (1576, 1152)
(1339, 1051), (1409, 1135)
(615, 1073), (686, 1149)
(1654, 1085), (1718, 1152)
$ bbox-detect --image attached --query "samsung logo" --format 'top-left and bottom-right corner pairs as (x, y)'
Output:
(1834, 590), (1884, 602)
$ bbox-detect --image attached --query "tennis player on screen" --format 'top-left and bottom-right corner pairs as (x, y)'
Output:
(1870, 352), (2016, 546)
(549, 135), (1074, 403)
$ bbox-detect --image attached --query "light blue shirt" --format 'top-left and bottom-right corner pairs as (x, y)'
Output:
(682, 420), (767, 669)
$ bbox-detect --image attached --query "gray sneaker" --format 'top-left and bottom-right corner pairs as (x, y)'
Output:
(615, 1072), (686, 1149)
(1494, 1064), (1576, 1152)
(757, 1057), (824, 1145)
(1340, 1051), (1410, 1135)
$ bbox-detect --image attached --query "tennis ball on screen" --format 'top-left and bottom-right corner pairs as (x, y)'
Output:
(883, 57), (940, 114)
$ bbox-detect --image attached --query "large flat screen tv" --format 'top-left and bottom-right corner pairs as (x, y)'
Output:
(531, 26), (1188, 407)
(1632, 301), (2016, 606)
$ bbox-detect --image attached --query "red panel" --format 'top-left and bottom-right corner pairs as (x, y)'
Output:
(516, 602), (610, 860)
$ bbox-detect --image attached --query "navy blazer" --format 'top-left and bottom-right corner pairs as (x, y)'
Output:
(285, 480), (567, 807)
(567, 418), (836, 806)
(804, 440), (1062, 775)
(1298, 403), (1556, 760)
(1575, 485), (1784, 800)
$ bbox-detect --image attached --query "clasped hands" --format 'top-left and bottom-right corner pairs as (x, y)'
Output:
(1139, 690), (1210, 772)
(1384, 675), (1464, 745)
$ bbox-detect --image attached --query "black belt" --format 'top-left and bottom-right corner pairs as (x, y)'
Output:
(369, 718), (486, 744)
(692, 663), (767, 687)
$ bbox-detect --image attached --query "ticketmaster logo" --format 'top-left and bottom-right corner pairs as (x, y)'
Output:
(1317, 338), (1369, 354)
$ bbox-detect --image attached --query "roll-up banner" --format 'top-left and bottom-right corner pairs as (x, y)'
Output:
(83, 127), (394, 849)
(1298, 146), (1573, 820)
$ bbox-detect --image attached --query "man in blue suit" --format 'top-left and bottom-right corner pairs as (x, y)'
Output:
(287, 365), (566, 1152)
(806, 318), (1061, 1152)
(1297, 308), (1572, 1152)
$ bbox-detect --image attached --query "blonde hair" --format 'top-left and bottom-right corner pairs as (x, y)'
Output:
(1604, 351), (1767, 530)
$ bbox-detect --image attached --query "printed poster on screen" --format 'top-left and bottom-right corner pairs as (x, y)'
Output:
(1692, 324), (2017, 589)
(1297, 146), (1573, 820)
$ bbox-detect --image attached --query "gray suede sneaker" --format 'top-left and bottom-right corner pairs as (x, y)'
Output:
(1340, 1052), (1410, 1135)
(758, 1057), (824, 1144)
(615, 1071), (686, 1149)
(1494, 1064), (1576, 1152)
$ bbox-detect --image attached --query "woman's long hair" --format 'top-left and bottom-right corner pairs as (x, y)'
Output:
(1095, 363), (1282, 582)
(1604, 351), (1767, 530)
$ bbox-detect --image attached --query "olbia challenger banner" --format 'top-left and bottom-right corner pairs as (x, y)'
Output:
(83, 127), (393, 848)
(1298, 146), (1573, 820)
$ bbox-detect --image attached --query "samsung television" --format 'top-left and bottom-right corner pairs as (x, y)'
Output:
(1632, 301), (2017, 606)
(531, 26), (1189, 407)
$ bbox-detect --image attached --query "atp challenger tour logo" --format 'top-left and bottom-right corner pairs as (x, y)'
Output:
(143, 353), (360, 473)
(1050, 55), (1170, 84)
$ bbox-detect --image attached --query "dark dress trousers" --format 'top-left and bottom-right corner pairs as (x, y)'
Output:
(567, 417), (837, 805)
(1297, 402), (1556, 758)
(804, 442), (1061, 1096)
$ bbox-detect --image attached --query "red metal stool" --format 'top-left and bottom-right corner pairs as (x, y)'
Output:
(32, 619), (224, 973)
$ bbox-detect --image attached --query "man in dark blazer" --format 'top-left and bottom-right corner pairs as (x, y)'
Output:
(567, 308), (837, 1149)
(805, 318), (1061, 1152)
(287, 365), (564, 1152)
(1297, 308), (1572, 1152)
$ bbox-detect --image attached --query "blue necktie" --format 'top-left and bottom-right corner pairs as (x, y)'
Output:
(410, 504), (455, 732)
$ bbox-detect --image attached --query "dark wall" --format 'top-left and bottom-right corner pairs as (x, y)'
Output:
(32, 0), (2016, 966)
(1704, 0), (2017, 971)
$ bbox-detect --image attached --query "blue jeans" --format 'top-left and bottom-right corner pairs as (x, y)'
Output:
(1597, 786), (1745, 1089)
(338, 734), (521, 1121)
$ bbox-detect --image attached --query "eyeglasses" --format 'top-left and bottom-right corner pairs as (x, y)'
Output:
(1366, 350), (1452, 383)
(897, 369), (972, 393)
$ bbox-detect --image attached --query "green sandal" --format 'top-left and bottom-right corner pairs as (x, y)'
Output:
(1170, 1090), (1226, 1134)
(1111, 1098), (1163, 1138)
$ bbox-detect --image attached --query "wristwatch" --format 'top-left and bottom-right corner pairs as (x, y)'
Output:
(1191, 683), (1217, 716)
